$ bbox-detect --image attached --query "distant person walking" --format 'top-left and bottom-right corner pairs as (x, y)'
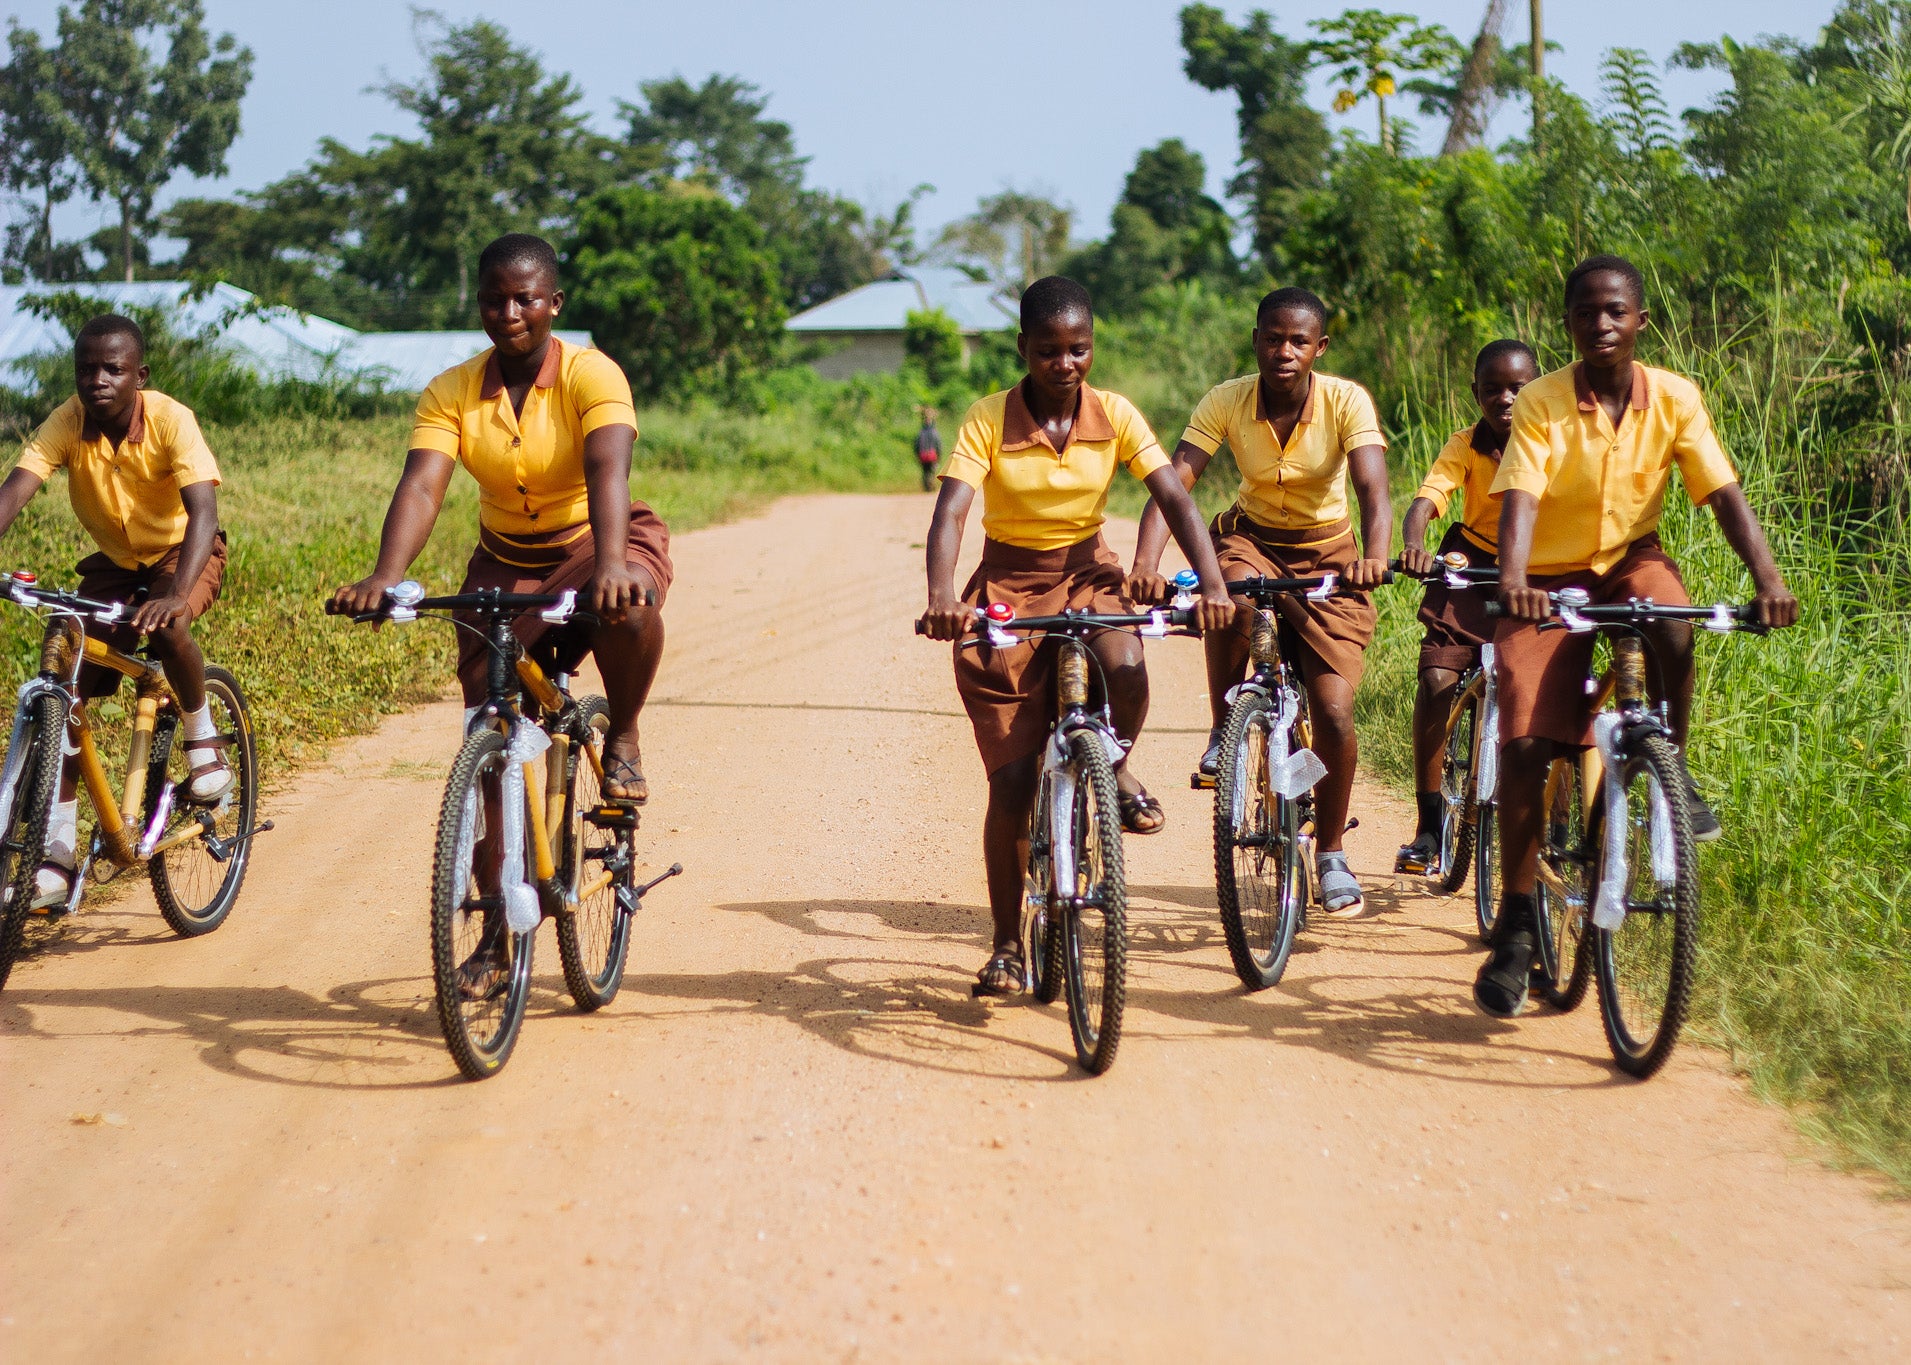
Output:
(914, 408), (942, 491)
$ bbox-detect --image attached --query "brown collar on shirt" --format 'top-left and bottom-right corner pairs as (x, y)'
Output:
(1000, 380), (1115, 453)
(480, 338), (564, 399)
(1572, 361), (1649, 413)
(1468, 418), (1507, 457)
(1253, 372), (1316, 425)
(79, 390), (146, 445)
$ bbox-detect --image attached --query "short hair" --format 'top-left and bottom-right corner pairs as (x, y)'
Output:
(74, 314), (145, 359)
(1019, 276), (1093, 332)
(1474, 338), (1537, 375)
(477, 232), (560, 287)
(1564, 254), (1645, 309)
(1256, 286), (1328, 331)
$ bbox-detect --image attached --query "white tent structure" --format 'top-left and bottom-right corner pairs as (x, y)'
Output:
(785, 266), (1013, 378)
(0, 281), (594, 392)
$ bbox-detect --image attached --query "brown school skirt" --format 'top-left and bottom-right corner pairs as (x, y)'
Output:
(454, 503), (673, 706)
(1417, 522), (1499, 673)
(74, 532), (228, 698)
(1213, 506), (1374, 688)
(1493, 534), (1687, 746)
(955, 534), (1130, 776)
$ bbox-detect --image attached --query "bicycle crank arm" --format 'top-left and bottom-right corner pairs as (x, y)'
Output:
(615, 862), (684, 913)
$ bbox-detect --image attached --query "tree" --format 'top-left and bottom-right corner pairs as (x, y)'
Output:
(1419, 0), (1505, 154)
(1068, 140), (1236, 312)
(52, 0), (252, 281)
(1308, 8), (1464, 155)
(563, 186), (787, 402)
(1820, 1), (1911, 230)
(1179, 3), (1330, 266)
(904, 308), (965, 385)
(0, 23), (81, 281)
(933, 190), (1073, 291)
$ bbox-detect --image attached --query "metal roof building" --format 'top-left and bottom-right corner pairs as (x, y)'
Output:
(785, 266), (1013, 378)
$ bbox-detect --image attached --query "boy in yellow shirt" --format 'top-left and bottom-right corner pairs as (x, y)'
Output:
(0, 315), (230, 909)
(1477, 255), (1798, 1017)
(1394, 339), (1537, 874)
(1132, 287), (1391, 916)
(920, 277), (1232, 997)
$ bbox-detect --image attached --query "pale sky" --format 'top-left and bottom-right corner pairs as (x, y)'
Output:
(3, 0), (1843, 249)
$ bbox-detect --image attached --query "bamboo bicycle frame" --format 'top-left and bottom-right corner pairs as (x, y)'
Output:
(512, 653), (621, 905)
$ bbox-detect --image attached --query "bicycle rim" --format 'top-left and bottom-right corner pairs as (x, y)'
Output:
(431, 728), (534, 1080)
(1213, 692), (1301, 989)
(0, 693), (65, 989)
(1435, 689), (1477, 895)
(1473, 803), (1501, 941)
(1593, 737), (1698, 1078)
(1062, 729), (1126, 1074)
(150, 667), (257, 936)
(1023, 770), (1061, 1003)
(1535, 758), (1592, 1010)
(556, 700), (635, 1011)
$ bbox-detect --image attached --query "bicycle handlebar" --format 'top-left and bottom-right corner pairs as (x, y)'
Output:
(1226, 570), (1394, 600)
(1483, 592), (1769, 635)
(1387, 555), (1500, 585)
(3, 573), (130, 624)
(915, 606), (1199, 641)
(326, 579), (654, 626)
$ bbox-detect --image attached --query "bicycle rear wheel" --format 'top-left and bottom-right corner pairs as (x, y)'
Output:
(556, 699), (636, 1011)
(1473, 801), (1502, 941)
(1592, 735), (1698, 1078)
(148, 666), (258, 937)
(1061, 728), (1126, 1074)
(1213, 690), (1303, 990)
(1434, 683), (1478, 895)
(1535, 756), (1593, 1011)
(0, 691), (66, 989)
(1023, 768), (1063, 1003)
(431, 726), (534, 1080)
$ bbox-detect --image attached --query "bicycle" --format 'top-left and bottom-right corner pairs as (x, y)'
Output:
(1487, 587), (1768, 1076)
(335, 580), (680, 1081)
(1390, 553), (1500, 915)
(0, 571), (267, 989)
(919, 602), (1198, 1074)
(1204, 571), (1387, 991)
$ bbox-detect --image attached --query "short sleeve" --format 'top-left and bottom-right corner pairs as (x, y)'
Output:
(1337, 382), (1386, 453)
(1178, 383), (1232, 456)
(941, 398), (997, 489)
(408, 369), (465, 458)
(1414, 434), (1470, 517)
(1671, 388), (1737, 505)
(1108, 395), (1168, 480)
(13, 401), (72, 481)
(570, 349), (638, 438)
(1491, 389), (1553, 499)
(159, 403), (221, 488)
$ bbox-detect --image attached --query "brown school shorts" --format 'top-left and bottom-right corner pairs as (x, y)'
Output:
(74, 532), (228, 698)
(454, 502), (673, 706)
(1417, 523), (1499, 673)
(1212, 505), (1375, 689)
(1493, 534), (1687, 746)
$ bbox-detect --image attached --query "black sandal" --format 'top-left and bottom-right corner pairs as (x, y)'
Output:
(1118, 789), (1166, 835)
(602, 754), (648, 806)
(972, 948), (1026, 999)
(455, 947), (511, 1002)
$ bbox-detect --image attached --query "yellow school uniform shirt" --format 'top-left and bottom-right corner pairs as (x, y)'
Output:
(1490, 362), (1738, 576)
(15, 390), (221, 570)
(943, 382), (1168, 551)
(1179, 372), (1386, 532)
(1415, 421), (1504, 554)
(409, 339), (637, 548)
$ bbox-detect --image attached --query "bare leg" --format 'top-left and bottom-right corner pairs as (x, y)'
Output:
(983, 753), (1040, 955)
(591, 567), (665, 800)
(146, 619), (208, 713)
(1496, 736), (1552, 896)
(1412, 666), (1461, 795)
(1305, 671), (1358, 853)
(1202, 604), (1253, 731)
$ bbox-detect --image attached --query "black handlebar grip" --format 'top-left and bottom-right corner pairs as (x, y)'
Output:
(1483, 600), (1504, 617)
(914, 620), (928, 636)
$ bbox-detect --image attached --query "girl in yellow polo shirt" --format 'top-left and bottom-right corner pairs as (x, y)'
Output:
(1132, 286), (1392, 917)
(919, 276), (1231, 998)
(332, 233), (669, 805)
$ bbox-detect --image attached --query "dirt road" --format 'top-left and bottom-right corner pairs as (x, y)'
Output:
(3, 493), (1907, 1362)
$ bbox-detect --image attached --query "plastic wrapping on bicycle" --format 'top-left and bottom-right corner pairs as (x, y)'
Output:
(1226, 570), (1394, 601)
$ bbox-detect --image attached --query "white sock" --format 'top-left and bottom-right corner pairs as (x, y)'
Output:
(47, 798), (78, 870)
(183, 703), (218, 761)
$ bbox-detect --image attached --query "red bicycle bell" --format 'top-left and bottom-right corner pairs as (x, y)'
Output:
(984, 602), (1014, 623)
(11, 570), (37, 584)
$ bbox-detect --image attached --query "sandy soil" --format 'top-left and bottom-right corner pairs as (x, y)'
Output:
(2, 492), (1907, 1363)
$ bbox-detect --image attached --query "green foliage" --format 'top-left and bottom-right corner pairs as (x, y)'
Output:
(563, 186), (787, 403)
(1068, 140), (1238, 312)
(1308, 8), (1464, 154)
(0, 22), (82, 283)
(903, 308), (965, 387)
(933, 191), (1074, 292)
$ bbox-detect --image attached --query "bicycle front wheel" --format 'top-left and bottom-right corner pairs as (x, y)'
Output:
(1535, 756), (1592, 1011)
(1434, 684), (1478, 895)
(149, 665), (258, 937)
(431, 726), (535, 1080)
(1592, 736), (1698, 1078)
(0, 691), (66, 989)
(1473, 802), (1502, 941)
(1213, 690), (1303, 989)
(555, 699), (637, 1011)
(1023, 768), (1063, 1004)
(1061, 728), (1126, 1074)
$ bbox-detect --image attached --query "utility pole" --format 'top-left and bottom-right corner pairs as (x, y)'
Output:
(1530, 0), (1545, 151)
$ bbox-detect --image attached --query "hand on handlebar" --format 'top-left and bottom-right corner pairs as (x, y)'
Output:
(1498, 580), (1553, 622)
(588, 560), (644, 622)
(328, 574), (400, 619)
(1343, 557), (1391, 591)
(1396, 545), (1437, 577)
(918, 590), (972, 642)
(1123, 569), (1171, 605)
(1192, 591), (1235, 635)
(1750, 580), (1799, 629)
(130, 592), (189, 635)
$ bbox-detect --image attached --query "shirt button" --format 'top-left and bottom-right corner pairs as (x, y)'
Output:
(511, 437), (521, 447)
(529, 512), (539, 521)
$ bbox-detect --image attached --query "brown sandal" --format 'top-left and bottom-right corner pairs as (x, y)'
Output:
(602, 754), (648, 806)
(972, 948), (1026, 999)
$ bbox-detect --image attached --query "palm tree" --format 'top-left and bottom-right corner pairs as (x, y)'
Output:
(1309, 8), (1464, 155)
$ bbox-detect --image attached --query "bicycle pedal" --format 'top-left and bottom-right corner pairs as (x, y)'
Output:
(1190, 772), (1217, 791)
(587, 804), (640, 830)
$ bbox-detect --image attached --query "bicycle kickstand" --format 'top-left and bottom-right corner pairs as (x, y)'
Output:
(617, 862), (683, 912)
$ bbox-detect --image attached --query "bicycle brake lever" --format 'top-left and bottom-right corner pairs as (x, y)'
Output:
(1306, 572), (1339, 601)
(539, 589), (577, 624)
(1138, 609), (1172, 638)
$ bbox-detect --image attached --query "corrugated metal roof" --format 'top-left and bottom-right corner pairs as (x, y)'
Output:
(0, 281), (597, 392)
(787, 266), (1014, 335)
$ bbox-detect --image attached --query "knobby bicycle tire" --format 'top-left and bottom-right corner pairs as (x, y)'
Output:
(1435, 688), (1479, 895)
(1213, 690), (1303, 990)
(1062, 728), (1126, 1074)
(1592, 735), (1699, 1079)
(431, 726), (534, 1080)
(1535, 757), (1593, 1012)
(1024, 770), (1063, 1004)
(0, 692), (66, 989)
(1474, 803), (1502, 942)
(555, 698), (636, 1011)
(149, 666), (258, 937)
